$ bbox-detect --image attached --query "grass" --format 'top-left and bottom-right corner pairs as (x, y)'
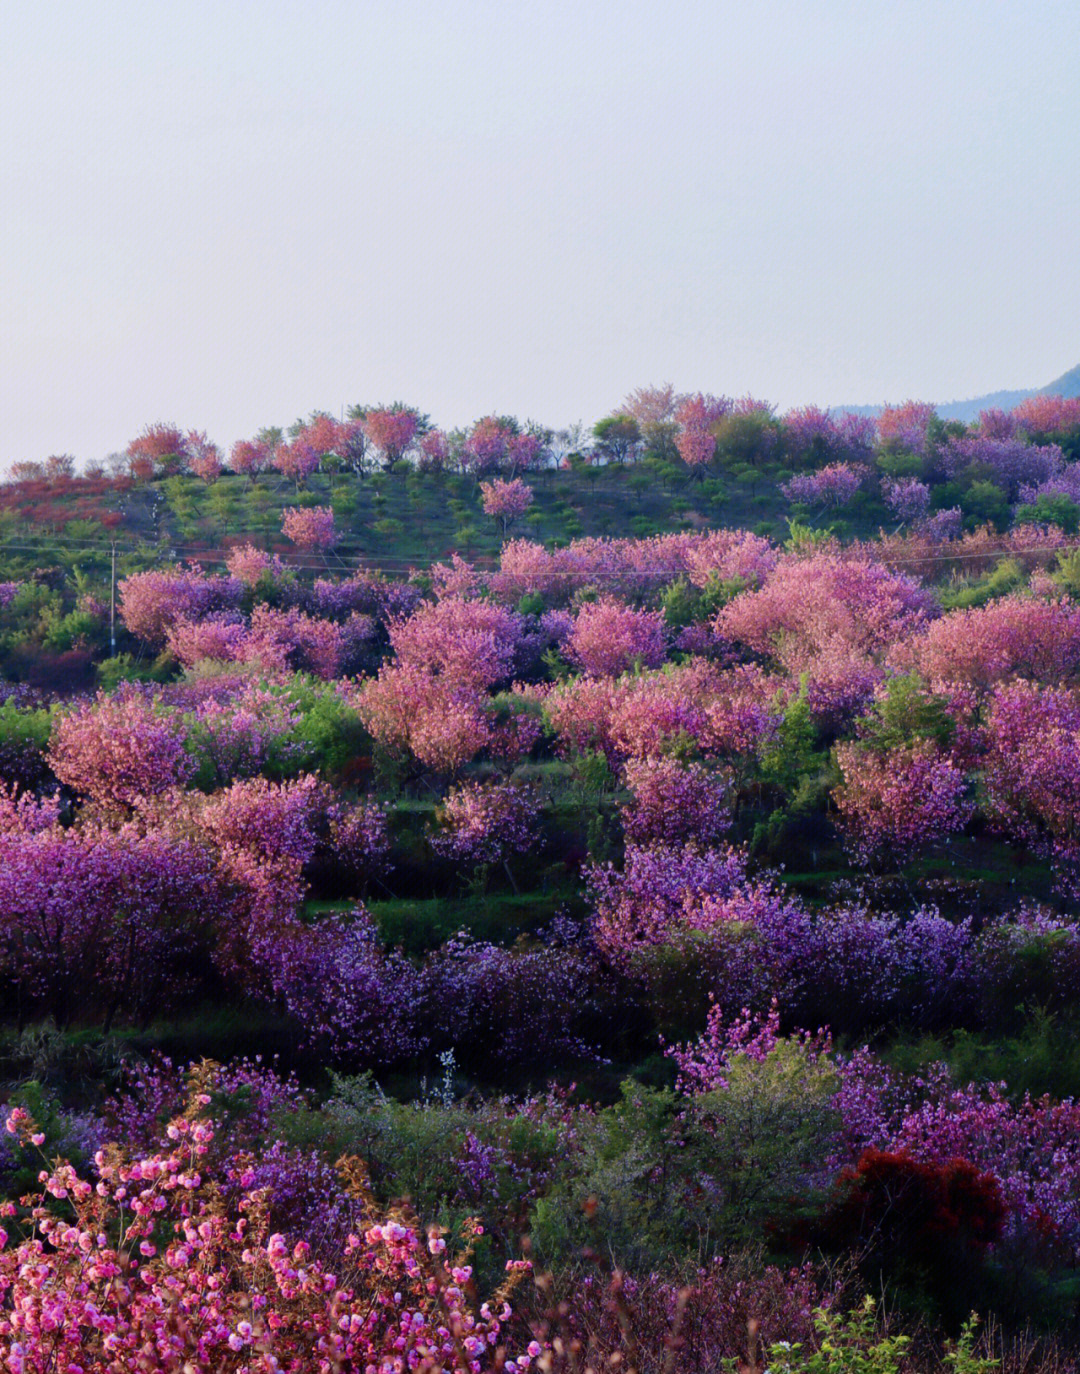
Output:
(305, 886), (580, 956)
(0, 459), (899, 584)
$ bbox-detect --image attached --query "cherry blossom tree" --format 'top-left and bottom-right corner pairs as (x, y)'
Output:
(186, 430), (223, 483)
(0, 1093), (536, 1373)
(228, 437), (271, 480)
(480, 477), (533, 533)
(564, 598), (667, 677)
(281, 504), (337, 552)
(47, 691), (195, 808)
(833, 741), (972, 862)
(362, 407), (420, 469)
(126, 423), (189, 480)
(272, 437), (321, 489)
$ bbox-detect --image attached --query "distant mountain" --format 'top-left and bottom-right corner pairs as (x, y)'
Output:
(836, 363), (1080, 424)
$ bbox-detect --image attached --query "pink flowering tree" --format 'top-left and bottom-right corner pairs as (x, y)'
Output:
(621, 383), (680, 457)
(47, 691), (195, 809)
(717, 552), (936, 681)
(125, 422), (189, 479)
(674, 393), (731, 470)
(620, 757), (732, 846)
(981, 679), (1080, 878)
(463, 416), (515, 475)
(565, 598), (667, 677)
(877, 400), (937, 454)
(505, 431), (544, 475)
(245, 605), (344, 679)
(225, 542), (285, 588)
(782, 407), (874, 467)
(296, 413), (342, 464)
(430, 779), (541, 889)
(118, 567), (243, 647)
(229, 437), (271, 481)
(355, 663), (492, 774)
(418, 427), (450, 472)
(362, 407), (420, 469)
(186, 430), (223, 483)
(272, 438), (321, 489)
(889, 594), (1080, 691)
(388, 597), (524, 691)
(1013, 394), (1080, 440)
(281, 504), (337, 552)
(0, 1092), (536, 1373)
(196, 773), (330, 928)
(480, 477), (534, 534)
(832, 740), (972, 864)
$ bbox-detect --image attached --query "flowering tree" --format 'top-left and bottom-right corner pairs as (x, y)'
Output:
(981, 679), (1080, 872)
(463, 416), (515, 475)
(362, 407), (420, 469)
(833, 741), (972, 862)
(1013, 394), (1080, 439)
(876, 401), (937, 454)
(782, 408), (874, 466)
(186, 430), (223, 483)
(327, 799), (393, 888)
(0, 1094), (536, 1372)
(430, 780), (541, 879)
(564, 598), (667, 677)
(717, 553), (937, 679)
(296, 413), (342, 463)
(586, 841), (781, 964)
(882, 476), (931, 522)
(246, 605), (344, 678)
(228, 437), (271, 480)
(197, 772), (330, 926)
(272, 438), (321, 489)
(620, 757), (732, 846)
(125, 422), (189, 479)
(480, 477), (534, 533)
(418, 427), (450, 472)
(976, 407), (1021, 441)
(942, 436), (1062, 498)
(675, 393), (730, 469)
(388, 597), (524, 690)
(225, 542), (285, 587)
(355, 664), (492, 773)
(47, 691), (195, 808)
(890, 595), (1080, 690)
(281, 504), (337, 552)
(780, 462), (866, 508)
(621, 383), (680, 457)
(118, 568), (243, 646)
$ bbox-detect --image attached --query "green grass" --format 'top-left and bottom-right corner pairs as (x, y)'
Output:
(305, 887), (579, 956)
(0, 459), (899, 585)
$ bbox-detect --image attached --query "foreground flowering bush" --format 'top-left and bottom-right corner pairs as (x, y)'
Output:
(0, 1086), (537, 1373)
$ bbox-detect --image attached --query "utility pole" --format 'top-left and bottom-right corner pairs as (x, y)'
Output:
(110, 541), (117, 656)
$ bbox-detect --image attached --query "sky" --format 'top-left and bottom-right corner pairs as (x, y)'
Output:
(2, 0), (1079, 467)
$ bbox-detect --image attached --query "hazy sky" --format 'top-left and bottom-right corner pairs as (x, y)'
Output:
(2, 0), (1079, 466)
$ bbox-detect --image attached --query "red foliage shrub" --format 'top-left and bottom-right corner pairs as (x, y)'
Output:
(822, 1148), (1006, 1268)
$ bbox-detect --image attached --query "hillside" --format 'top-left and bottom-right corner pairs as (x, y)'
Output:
(838, 360), (1080, 423)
